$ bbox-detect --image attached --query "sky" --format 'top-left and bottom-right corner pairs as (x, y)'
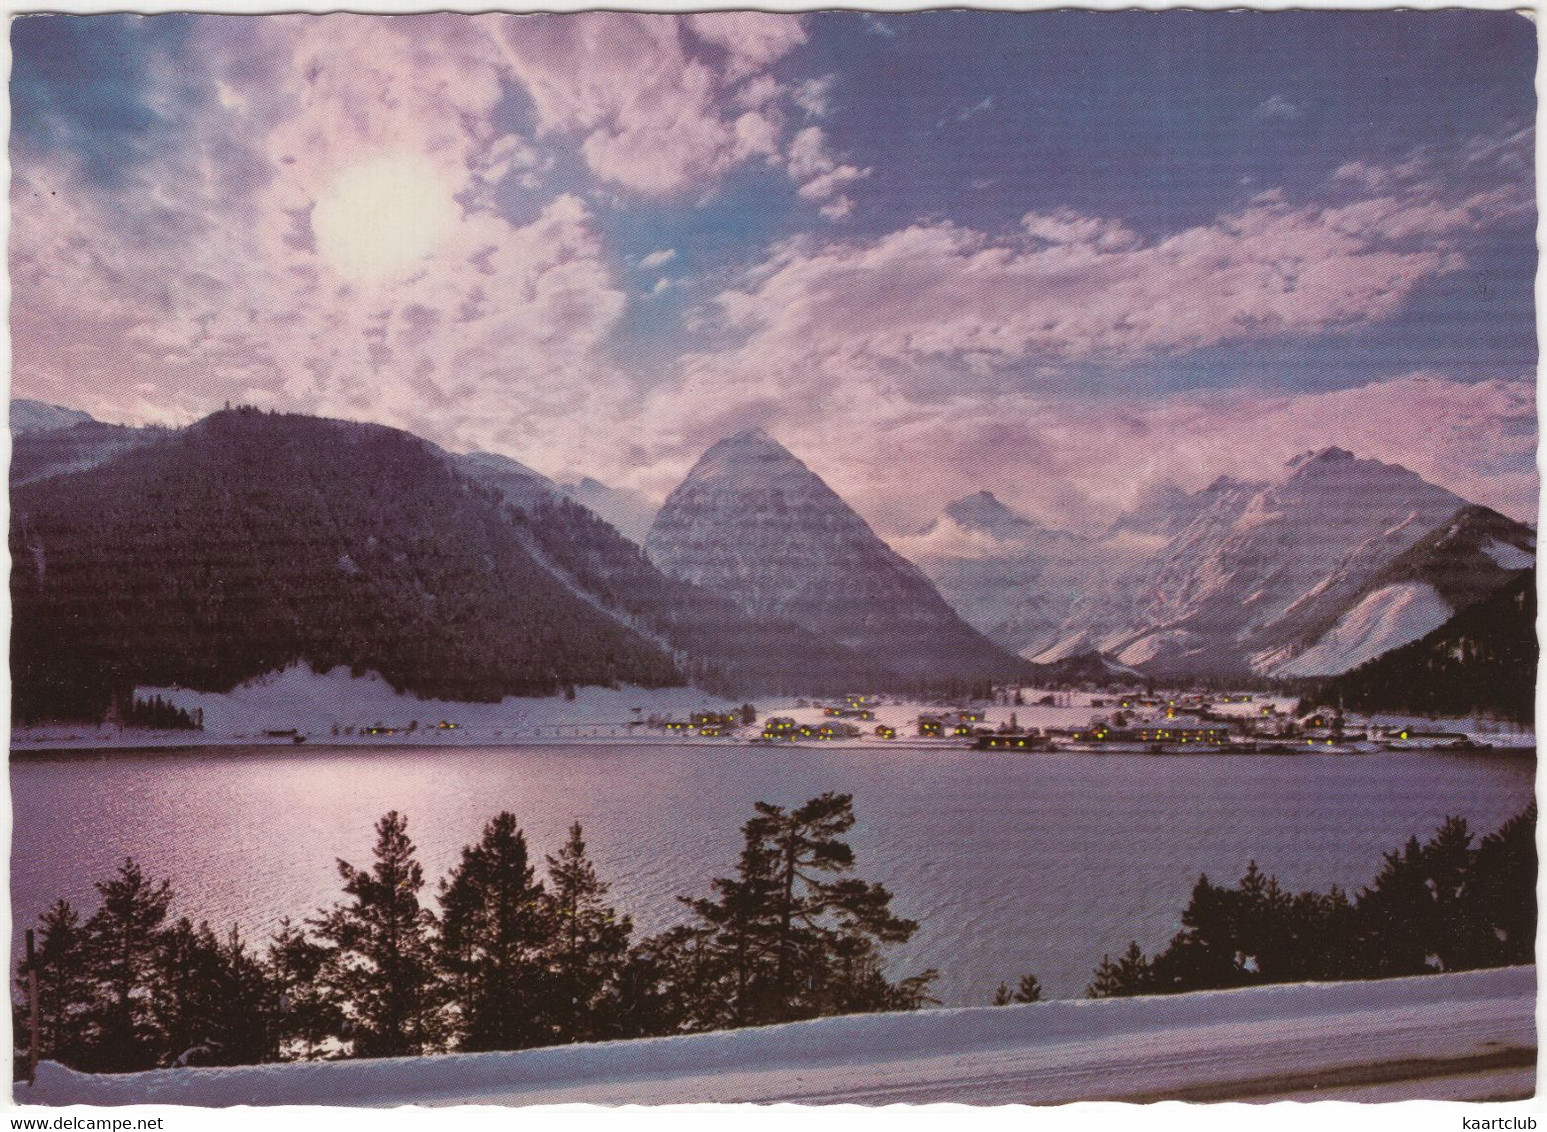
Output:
(9, 11), (1538, 533)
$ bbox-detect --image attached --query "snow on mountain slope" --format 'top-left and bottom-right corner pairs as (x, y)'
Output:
(900, 494), (1101, 658)
(23, 966), (1533, 1107)
(646, 430), (1027, 681)
(923, 449), (1482, 679)
(1029, 630), (1099, 665)
(9, 398), (94, 433)
(560, 476), (658, 545)
(1270, 582), (1453, 677)
(1483, 538), (1535, 570)
(1255, 503), (1536, 677)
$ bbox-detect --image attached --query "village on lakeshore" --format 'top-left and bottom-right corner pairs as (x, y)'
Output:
(10, 677), (1531, 757)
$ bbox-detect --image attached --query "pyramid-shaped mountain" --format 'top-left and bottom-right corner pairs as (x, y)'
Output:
(11, 410), (898, 723)
(645, 430), (1029, 683)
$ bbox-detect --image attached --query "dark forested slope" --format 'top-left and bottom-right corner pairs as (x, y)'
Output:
(1303, 569), (1536, 723)
(11, 410), (683, 722)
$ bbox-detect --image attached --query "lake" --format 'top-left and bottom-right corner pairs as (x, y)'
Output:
(10, 744), (1535, 1004)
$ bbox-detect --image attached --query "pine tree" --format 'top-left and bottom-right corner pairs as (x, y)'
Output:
(21, 900), (95, 1068)
(993, 974), (1041, 1006)
(212, 925), (278, 1066)
(84, 859), (174, 1071)
(151, 917), (228, 1065)
(438, 813), (551, 1051)
(617, 923), (716, 1038)
(1087, 941), (1153, 999)
(1149, 875), (1241, 993)
(679, 793), (928, 1028)
(543, 823), (631, 1042)
(1466, 804), (1536, 966)
(1011, 973), (1042, 1003)
(313, 812), (440, 1057)
(679, 832), (783, 1027)
(267, 918), (342, 1060)
(752, 793), (920, 1021)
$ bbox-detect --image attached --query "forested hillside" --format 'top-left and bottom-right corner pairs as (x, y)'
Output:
(11, 409), (683, 722)
(11, 420), (167, 486)
(1302, 569), (1536, 723)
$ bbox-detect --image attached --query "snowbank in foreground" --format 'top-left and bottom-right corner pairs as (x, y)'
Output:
(21, 966), (1534, 1107)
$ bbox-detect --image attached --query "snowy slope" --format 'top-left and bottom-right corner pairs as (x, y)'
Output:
(1483, 538), (1534, 570)
(9, 398), (94, 433)
(938, 449), (1481, 678)
(1271, 582), (1453, 677)
(21, 966), (1533, 1107)
(559, 477), (657, 545)
(901, 494), (1104, 658)
(1255, 503), (1535, 677)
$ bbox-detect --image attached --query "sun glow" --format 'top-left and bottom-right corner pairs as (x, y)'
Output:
(311, 154), (459, 282)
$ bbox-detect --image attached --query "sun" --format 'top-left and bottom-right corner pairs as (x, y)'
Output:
(311, 154), (459, 282)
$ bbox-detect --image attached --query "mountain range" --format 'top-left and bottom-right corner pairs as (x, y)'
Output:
(9, 407), (999, 723)
(907, 448), (1535, 680)
(9, 400), (1532, 722)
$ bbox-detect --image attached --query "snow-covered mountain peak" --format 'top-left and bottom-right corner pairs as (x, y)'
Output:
(1288, 445), (1358, 470)
(687, 428), (814, 488)
(940, 491), (1046, 539)
(646, 433), (1026, 681)
(1280, 448), (1436, 494)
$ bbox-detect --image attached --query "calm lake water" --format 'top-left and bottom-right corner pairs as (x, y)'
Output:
(10, 744), (1536, 1003)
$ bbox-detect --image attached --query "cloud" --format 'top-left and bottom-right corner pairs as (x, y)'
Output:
(937, 96), (994, 130)
(1250, 94), (1303, 123)
(11, 15), (634, 468)
(680, 131), (1530, 408)
(10, 18), (1533, 539)
(819, 196), (856, 222)
(862, 14), (898, 38)
(787, 125), (872, 203)
(794, 76), (837, 119)
(623, 131), (1534, 528)
(495, 13), (805, 196)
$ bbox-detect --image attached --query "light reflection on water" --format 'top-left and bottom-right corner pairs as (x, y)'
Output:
(10, 744), (1535, 1004)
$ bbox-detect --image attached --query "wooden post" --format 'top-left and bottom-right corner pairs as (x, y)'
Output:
(25, 928), (39, 1084)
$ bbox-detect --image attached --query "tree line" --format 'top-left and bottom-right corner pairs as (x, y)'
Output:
(16, 792), (935, 1074)
(1300, 569), (1535, 725)
(20, 800), (1533, 1076)
(1064, 806), (1534, 1000)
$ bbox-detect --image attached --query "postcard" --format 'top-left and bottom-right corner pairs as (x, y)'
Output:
(6, 8), (1537, 1114)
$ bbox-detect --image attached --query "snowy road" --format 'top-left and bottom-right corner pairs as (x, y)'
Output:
(451, 990), (1534, 1105)
(21, 966), (1535, 1107)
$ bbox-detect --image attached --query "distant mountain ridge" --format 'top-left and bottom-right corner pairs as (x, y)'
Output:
(10, 399), (95, 434)
(559, 477), (657, 545)
(909, 448), (1532, 680)
(646, 429), (1030, 684)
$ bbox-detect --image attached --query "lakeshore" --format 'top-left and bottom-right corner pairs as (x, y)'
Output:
(10, 666), (1534, 757)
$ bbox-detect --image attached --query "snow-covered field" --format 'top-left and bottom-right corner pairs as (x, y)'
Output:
(8, 665), (1532, 752)
(21, 966), (1535, 1107)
